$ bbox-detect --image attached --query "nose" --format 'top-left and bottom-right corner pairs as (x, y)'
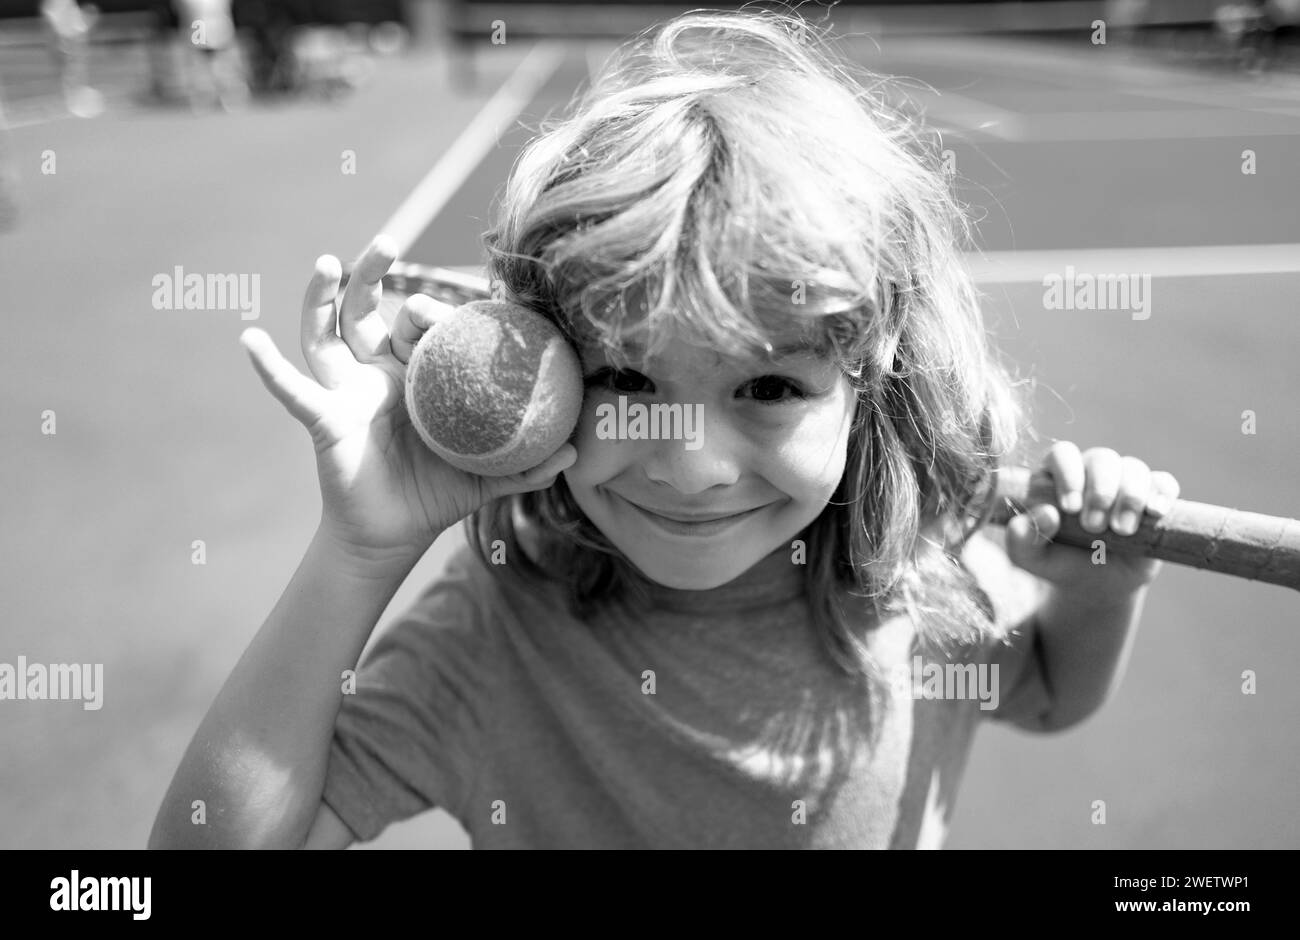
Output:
(641, 406), (743, 495)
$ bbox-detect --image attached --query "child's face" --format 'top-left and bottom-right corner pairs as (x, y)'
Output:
(564, 324), (858, 590)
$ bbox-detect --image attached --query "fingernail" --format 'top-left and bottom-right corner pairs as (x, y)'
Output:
(1114, 510), (1138, 536)
(1061, 492), (1083, 513)
(1083, 510), (1106, 531)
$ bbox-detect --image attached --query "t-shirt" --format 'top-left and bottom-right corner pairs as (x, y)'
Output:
(321, 526), (1050, 848)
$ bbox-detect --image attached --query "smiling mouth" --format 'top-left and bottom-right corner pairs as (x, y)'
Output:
(620, 496), (770, 537)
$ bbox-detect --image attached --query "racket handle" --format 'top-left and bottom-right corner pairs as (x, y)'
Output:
(991, 466), (1300, 591)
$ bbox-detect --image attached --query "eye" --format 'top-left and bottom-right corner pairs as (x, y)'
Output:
(741, 375), (807, 403)
(585, 367), (653, 394)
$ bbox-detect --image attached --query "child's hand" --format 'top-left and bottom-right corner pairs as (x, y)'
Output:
(1003, 442), (1181, 596)
(239, 237), (577, 558)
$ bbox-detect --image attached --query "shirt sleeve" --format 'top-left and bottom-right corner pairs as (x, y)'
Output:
(320, 547), (496, 843)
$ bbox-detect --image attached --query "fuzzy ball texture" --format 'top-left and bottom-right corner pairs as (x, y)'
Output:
(404, 300), (584, 477)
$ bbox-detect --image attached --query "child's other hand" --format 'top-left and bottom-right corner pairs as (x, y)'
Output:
(1003, 442), (1180, 596)
(238, 237), (577, 558)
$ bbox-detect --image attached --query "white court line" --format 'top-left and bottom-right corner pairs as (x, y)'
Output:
(881, 58), (1298, 144)
(897, 80), (1300, 143)
(968, 244), (1300, 284)
(903, 89), (1024, 140)
(375, 40), (566, 254)
(885, 36), (1202, 90)
(1120, 80), (1300, 113)
(881, 35), (1300, 110)
(1007, 108), (1300, 141)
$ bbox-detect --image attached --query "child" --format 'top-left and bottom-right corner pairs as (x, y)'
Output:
(149, 9), (1180, 849)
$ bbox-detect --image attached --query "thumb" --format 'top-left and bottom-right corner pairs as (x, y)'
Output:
(239, 328), (327, 430)
(1003, 503), (1060, 578)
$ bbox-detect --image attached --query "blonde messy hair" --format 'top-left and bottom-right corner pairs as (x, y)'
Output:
(468, 5), (1034, 692)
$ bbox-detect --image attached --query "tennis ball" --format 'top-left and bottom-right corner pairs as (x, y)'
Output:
(403, 299), (584, 477)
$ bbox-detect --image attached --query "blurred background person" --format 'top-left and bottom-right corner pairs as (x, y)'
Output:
(235, 0), (309, 97)
(143, 0), (184, 105)
(1260, 0), (1300, 67)
(173, 0), (249, 111)
(1215, 0), (1300, 71)
(39, 0), (104, 117)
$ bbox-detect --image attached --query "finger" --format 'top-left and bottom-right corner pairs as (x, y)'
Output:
(1044, 440), (1086, 514)
(338, 234), (398, 362)
(1004, 503), (1060, 575)
(1010, 502), (1060, 543)
(1146, 471), (1181, 517)
(1080, 447), (1122, 533)
(240, 328), (329, 430)
(390, 293), (457, 365)
(1109, 456), (1152, 536)
(300, 254), (354, 388)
